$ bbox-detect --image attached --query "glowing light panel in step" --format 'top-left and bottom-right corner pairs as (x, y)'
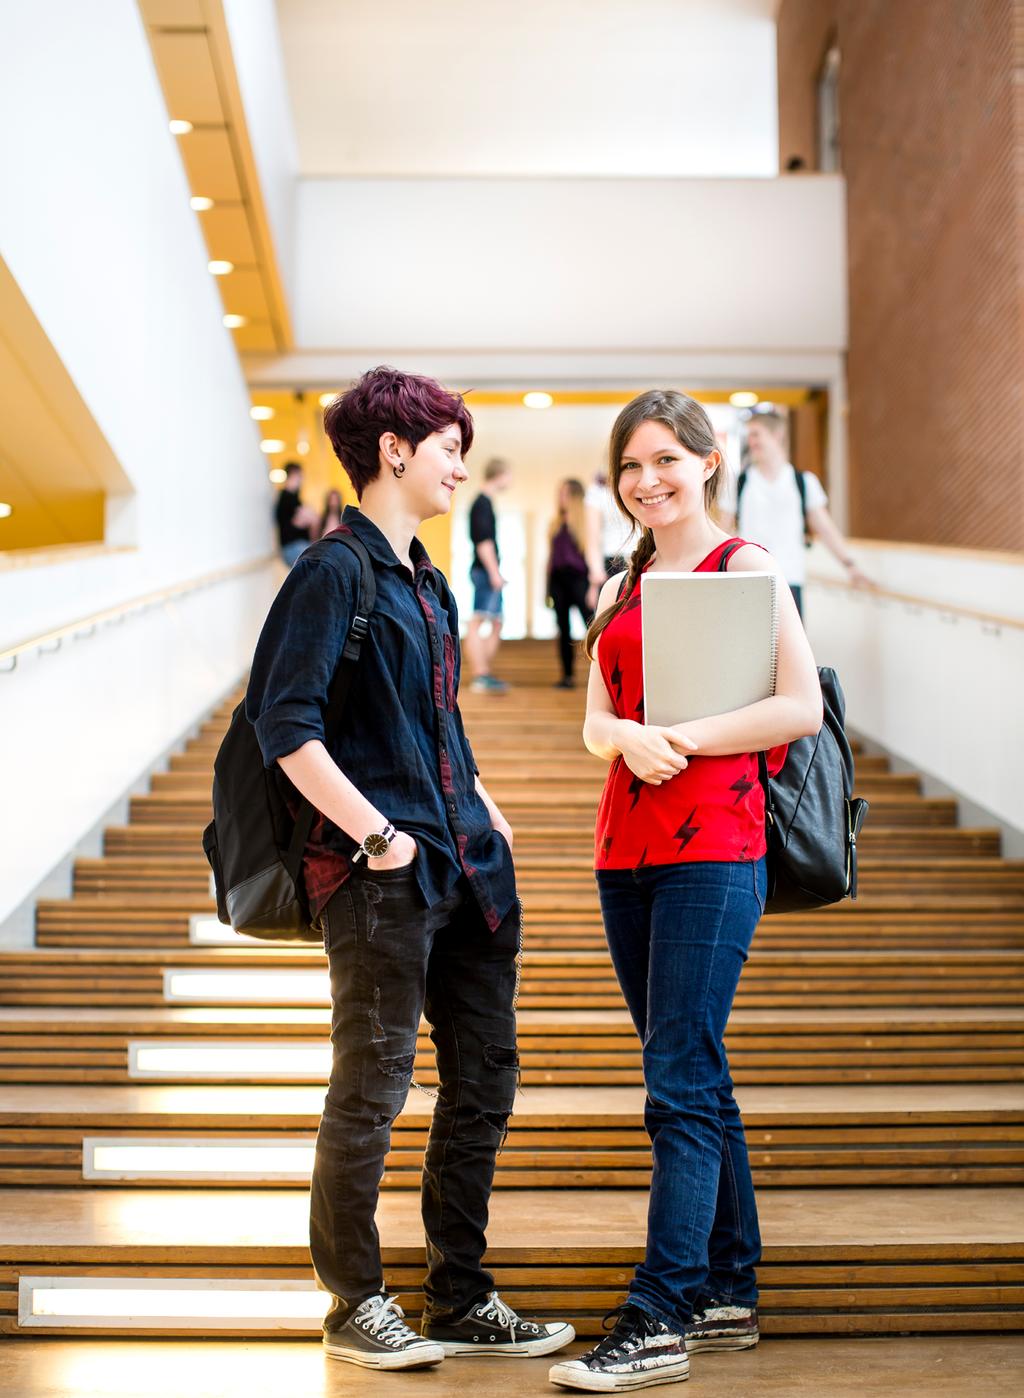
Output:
(189, 916), (271, 947)
(83, 1137), (315, 1181)
(128, 1040), (331, 1080)
(162, 970), (330, 1004)
(18, 1276), (327, 1329)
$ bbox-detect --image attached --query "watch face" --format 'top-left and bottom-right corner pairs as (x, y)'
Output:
(363, 832), (392, 858)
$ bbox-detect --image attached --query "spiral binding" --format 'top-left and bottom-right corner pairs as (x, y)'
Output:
(769, 574), (780, 695)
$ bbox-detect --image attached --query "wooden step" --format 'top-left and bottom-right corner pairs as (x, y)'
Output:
(0, 1082), (1020, 1190)
(7, 946), (1024, 1009)
(3, 1186), (1021, 1337)
(0, 1006), (1019, 1086)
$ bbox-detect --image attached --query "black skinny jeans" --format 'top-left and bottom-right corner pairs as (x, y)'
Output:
(310, 863), (521, 1330)
(550, 566), (593, 680)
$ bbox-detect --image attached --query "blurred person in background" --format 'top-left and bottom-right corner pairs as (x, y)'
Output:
(465, 457), (513, 694)
(275, 461), (319, 567)
(319, 487), (344, 538)
(585, 470), (635, 612)
(720, 411), (871, 618)
(547, 478), (593, 689)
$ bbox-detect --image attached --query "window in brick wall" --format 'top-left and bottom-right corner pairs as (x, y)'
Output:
(817, 45), (841, 173)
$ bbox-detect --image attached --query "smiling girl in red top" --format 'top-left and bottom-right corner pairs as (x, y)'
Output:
(549, 392), (821, 1394)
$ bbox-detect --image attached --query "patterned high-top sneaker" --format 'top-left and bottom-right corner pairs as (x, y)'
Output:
(548, 1303), (689, 1391)
(684, 1299), (759, 1352)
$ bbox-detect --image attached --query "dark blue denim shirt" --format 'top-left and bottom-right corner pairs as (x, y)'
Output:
(246, 506), (515, 930)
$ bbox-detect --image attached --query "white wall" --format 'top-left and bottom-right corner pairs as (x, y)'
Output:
(805, 543), (1024, 839)
(0, 0), (278, 929)
(223, 0), (299, 307)
(277, 0), (778, 178)
(296, 176), (846, 352)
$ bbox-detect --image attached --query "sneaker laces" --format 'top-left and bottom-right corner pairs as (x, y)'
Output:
(358, 1294), (419, 1347)
(477, 1290), (538, 1343)
(587, 1304), (659, 1362)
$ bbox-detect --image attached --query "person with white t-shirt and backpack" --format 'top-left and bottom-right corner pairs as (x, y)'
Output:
(721, 410), (871, 618)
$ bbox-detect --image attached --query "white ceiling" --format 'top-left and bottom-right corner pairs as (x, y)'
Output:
(275, 0), (780, 178)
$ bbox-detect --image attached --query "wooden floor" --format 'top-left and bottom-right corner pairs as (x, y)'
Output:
(3, 640), (1023, 1364)
(2, 1336), (1022, 1398)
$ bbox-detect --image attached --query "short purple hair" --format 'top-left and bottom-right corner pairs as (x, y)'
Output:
(323, 365), (474, 497)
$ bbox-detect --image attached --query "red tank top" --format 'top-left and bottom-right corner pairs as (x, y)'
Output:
(594, 538), (787, 869)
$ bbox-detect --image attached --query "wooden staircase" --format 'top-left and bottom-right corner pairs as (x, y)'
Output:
(2, 639), (1022, 1342)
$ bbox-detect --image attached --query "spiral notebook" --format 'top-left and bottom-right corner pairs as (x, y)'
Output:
(640, 571), (779, 726)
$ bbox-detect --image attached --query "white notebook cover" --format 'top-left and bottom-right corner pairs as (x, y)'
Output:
(640, 571), (779, 727)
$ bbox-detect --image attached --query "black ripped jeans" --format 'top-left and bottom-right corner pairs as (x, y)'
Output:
(310, 864), (521, 1330)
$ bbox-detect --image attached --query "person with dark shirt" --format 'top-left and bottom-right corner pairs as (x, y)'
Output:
(245, 367), (573, 1373)
(275, 462), (317, 566)
(547, 478), (593, 688)
(465, 457), (512, 693)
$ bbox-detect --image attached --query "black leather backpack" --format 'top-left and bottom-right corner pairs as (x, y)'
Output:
(201, 532), (376, 942)
(718, 543), (869, 913)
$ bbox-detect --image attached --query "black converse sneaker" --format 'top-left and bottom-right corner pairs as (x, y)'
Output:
(323, 1293), (444, 1370)
(423, 1289), (575, 1357)
(548, 1304), (689, 1391)
(684, 1299), (759, 1352)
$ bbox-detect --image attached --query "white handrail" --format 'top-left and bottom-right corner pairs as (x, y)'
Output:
(807, 573), (1024, 633)
(0, 556), (275, 671)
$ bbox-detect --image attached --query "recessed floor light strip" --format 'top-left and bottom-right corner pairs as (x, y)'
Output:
(83, 1137), (316, 1181)
(18, 1276), (327, 1329)
(189, 916), (274, 947)
(162, 970), (330, 1004)
(128, 1040), (331, 1081)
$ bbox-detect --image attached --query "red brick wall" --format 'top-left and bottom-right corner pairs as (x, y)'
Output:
(778, 0), (1024, 551)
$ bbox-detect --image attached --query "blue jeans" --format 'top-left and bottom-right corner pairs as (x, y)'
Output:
(281, 538), (309, 568)
(596, 858), (766, 1329)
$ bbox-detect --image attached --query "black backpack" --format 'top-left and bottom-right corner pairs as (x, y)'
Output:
(201, 533), (376, 942)
(716, 543), (869, 913)
(736, 464), (811, 547)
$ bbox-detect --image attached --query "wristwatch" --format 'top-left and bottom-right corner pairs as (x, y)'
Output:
(352, 822), (398, 864)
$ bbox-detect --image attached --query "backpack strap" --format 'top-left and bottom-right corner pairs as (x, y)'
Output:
(716, 540), (746, 572)
(284, 531), (377, 882)
(735, 468), (748, 520)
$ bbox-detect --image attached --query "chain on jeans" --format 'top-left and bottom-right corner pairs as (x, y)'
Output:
(409, 895), (524, 1104)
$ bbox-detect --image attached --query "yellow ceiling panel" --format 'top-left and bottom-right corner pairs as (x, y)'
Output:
(177, 127), (242, 201)
(198, 204), (257, 264)
(231, 322), (278, 352)
(138, 0), (206, 27)
(218, 269), (270, 318)
(150, 32), (223, 125)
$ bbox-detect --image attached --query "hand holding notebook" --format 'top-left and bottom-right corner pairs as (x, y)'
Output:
(640, 571), (779, 727)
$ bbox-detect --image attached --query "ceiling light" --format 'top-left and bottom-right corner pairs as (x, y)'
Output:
(190, 196), (214, 212)
(169, 120), (193, 135)
(318, 392), (338, 408)
(222, 314), (248, 329)
(249, 405), (274, 421)
(730, 391), (759, 408)
(208, 260), (234, 276)
(259, 440), (286, 454)
(269, 468), (288, 485)
(295, 440), (310, 456)
(523, 391), (554, 410)
(0, 503), (12, 519)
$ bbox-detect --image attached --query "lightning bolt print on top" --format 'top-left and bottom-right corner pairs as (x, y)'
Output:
(594, 539), (788, 870)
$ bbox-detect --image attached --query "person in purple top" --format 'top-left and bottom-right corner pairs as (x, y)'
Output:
(547, 478), (594, 688)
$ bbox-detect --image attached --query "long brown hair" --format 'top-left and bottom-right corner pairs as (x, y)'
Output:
(549, 478), (586, 551)
(584, 390), (723, 659)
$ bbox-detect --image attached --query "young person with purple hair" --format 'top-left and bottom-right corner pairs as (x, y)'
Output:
(247, 366), (574, 1372)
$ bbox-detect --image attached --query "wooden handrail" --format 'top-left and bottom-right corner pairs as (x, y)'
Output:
(0, 556), (275, 670)
(807, 573), (1024, 632)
